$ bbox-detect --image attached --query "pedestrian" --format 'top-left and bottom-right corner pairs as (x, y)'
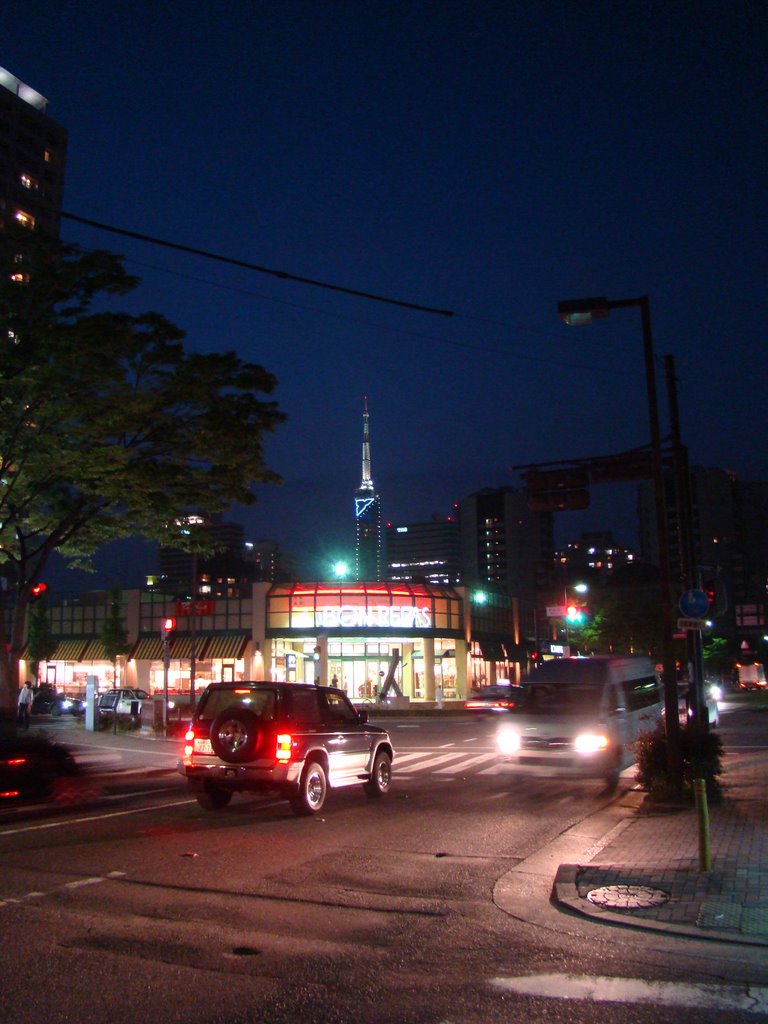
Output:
(17, 680), (34, 729)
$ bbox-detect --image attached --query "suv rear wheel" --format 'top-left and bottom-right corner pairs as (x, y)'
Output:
(290, 760), (327, 816)
(364, 750), (392, 797)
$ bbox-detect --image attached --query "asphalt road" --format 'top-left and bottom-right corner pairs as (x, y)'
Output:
(2, 697), (767, 1023)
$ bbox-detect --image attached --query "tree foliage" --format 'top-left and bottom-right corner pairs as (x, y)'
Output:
(100, 587), (131, 683)
(566, 587), (665, 658)
(25, 594), (57, 684)
(0, 233), (286, 716)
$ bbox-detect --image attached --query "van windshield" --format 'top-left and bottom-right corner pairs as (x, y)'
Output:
(510, 683), (602, 716)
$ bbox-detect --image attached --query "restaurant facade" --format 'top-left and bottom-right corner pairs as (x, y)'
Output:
(23, 581), (523, 704)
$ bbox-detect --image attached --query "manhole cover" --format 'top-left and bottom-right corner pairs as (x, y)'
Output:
(587, 884), (669, 909)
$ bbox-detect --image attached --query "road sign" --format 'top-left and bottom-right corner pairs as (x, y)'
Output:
(546, 605), (567, 618)
(678, 617), (707, 631)
(679, 588), (710, 618)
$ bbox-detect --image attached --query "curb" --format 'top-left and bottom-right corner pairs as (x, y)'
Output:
(551, 864), (768, 947)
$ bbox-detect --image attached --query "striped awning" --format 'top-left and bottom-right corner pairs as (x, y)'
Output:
(129, 636), (164, 661)
(202, 634), (249, 660)
(81, 639), (108, 661)
(50, 639), (89, 662)
(166, 636), (197, 659)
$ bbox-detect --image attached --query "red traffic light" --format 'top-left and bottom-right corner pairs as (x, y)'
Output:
(31, 582), (48, 598)
(161, 616), (176, 636)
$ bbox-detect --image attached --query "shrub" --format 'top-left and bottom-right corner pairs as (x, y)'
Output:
(635, 723), (724, 803)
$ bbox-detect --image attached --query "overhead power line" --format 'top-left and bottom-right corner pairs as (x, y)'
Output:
(60, 211), (455, 318)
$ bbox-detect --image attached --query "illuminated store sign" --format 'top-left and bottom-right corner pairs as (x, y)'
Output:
(316, 605), (432, 629)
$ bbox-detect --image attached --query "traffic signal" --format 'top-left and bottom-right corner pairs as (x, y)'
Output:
(566, 603), (586, 625)
(160, 616), (176, 638)
(30, 582), (48, 599)
(703, 578), (727, 617)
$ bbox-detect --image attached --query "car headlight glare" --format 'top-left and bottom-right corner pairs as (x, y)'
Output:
(497, 727), (521, 756)
(574, 733), (609, 755)
(708, 685), (722, 702)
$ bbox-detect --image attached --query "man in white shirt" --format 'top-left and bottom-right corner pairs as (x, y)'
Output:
(17, 680), (34, 729)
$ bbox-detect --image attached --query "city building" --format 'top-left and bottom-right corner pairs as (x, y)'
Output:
(385, 512), (461, 585)
(638, 466), (768, 653)
(354, 397), (383, 581)
(21, 579), (524, 704)
(554, 531), (637, 583)
(457, 486), (553, 659)
(153, 514), (269, 599)
(0, 65), (67, 239)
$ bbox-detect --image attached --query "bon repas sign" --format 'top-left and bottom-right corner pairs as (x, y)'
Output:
(175, 599), (216, 617)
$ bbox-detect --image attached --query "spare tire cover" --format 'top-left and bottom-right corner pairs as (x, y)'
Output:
(210, 707), (261, 764)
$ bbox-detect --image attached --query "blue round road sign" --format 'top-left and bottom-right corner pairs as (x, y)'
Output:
(679, 588), (709, 618)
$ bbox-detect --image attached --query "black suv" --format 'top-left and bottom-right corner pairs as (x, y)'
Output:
(179, 682), (395, 816)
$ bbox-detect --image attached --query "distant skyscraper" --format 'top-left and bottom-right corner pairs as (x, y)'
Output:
(354, 397), (383, 580)
(0, 66), (67, 239)
(386, 514), (461, 585)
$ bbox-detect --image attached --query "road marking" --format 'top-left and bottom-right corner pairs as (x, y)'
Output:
(0, 798), (196, 837)
(434, 753), (495, 774)
(406, 752), (469, 770)
(490, 974), (768, 1014)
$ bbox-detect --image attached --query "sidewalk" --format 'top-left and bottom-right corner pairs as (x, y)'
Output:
(550, 750), (768, 946)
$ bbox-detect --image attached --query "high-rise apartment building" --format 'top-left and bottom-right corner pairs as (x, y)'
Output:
(0, 66), (67, 239)
(458, 487), (553, 600)
(638, 466), (768, 649)
(385, 513), (461, 585)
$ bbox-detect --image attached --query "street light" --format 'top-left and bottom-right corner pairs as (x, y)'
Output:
(557, 295), (682, 781)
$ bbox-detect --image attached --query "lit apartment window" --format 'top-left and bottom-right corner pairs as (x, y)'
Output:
(10, 272), (30, 284)
(19, 174), (38, 190)
(44, 149), (53, 163)
(14, 210), (35, 230)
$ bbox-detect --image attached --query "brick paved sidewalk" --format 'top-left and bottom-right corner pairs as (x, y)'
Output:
(554, 750), (768, 945)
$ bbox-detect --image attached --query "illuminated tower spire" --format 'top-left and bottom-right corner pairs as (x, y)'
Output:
(354, 396), (382, 580)
(360, 395), (373, 491)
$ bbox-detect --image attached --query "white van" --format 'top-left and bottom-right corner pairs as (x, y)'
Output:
(496, 655), (663, 788)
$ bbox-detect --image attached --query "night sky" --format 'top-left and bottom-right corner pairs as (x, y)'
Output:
(3, 2), (766, 584)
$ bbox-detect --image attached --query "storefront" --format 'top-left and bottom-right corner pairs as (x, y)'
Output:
(21, 581), (523, 704)
(263, 582), (467, 702)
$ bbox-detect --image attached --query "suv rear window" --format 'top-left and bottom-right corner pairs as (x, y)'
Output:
(197, 687), (277, 723)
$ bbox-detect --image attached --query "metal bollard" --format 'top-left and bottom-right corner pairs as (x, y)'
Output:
(693, 777), (712, 872)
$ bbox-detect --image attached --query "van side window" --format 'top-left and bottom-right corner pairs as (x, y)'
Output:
(627, 676), (661, 711)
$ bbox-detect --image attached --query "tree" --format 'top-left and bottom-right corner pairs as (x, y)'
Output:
(25, 592), (57, 685)
(100, 587), (131, 687)
(702, 636), (736, 684)
(0, 233), (286, 719)
(567, 588), (666, 658)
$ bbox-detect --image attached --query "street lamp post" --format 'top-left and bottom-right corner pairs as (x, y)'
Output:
(557, 295), (682, 782)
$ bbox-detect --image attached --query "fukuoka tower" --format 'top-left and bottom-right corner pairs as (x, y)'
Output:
(354, 397), (383, 581)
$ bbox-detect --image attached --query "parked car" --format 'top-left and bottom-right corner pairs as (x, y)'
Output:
(180, 681), (395, 815)
(464, 683), (523, 713)
(98, 688), (149, 715)
(31, 684), (59, 715)
(51, 694), (87, 717)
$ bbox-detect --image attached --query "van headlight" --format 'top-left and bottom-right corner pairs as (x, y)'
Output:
(497, 726), (521, 756)
(574, 733), (609, 755)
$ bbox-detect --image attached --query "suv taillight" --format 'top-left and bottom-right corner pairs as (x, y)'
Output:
(276, 734), (293, 762)
(184, 728), (195, 758)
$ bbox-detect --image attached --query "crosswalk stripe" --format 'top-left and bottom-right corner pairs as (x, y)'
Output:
(434, 753), (495, 774)
(406, 752), (470, 770)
